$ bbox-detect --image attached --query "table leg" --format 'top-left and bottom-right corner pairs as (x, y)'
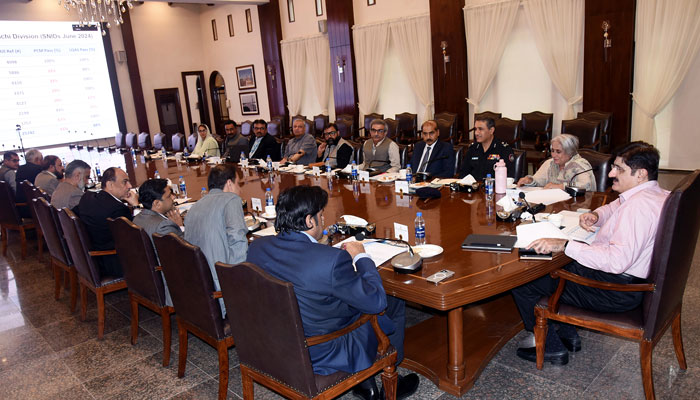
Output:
(447, 307), (466, 381)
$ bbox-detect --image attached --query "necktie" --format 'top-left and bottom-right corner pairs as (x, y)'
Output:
(419, 146), (432, 173)
(250, 137), (262, 156)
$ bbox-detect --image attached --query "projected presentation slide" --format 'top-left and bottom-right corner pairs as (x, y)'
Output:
(0, 20), (119, 152)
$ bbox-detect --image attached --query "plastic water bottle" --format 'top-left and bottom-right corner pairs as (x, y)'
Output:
(94, 163), (101, 179)
(266, 154), (273, 170)
(154, 170), (160, 179)
(240, 151), (246, 163)
(405, 164), (413, 183)
(265, 188), (274, 206)
(201, 187), (207, 197)
(178, 176), (187, 198)
(494, 159), (507, 194)
(414, 212), (426, 246)
(325, 158), (332, 175)
(351, 161), (358, 181)
(485, 173), (495, 200)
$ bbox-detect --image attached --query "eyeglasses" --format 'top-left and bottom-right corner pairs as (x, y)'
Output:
(324, 130), (338, 136)
(9, 158), (20, 163)
(370, 129), (386, 134)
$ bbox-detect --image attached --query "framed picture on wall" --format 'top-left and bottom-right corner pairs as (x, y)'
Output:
(246, 9), (253, 32)
(367, 0), (376, 5)
(227, 14), (234, 37)
(315, 0), (323, 16)
(287, 0), (295, 23)
(239, 92), (259, 115)
(211, 19), (218, 41)
(236, 65), (256, 90)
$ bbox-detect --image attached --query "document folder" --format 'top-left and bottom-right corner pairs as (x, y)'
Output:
(461, 234), (517, 253)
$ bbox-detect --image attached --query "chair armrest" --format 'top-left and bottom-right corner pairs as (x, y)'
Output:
(16, 202), (27, 207)
(89, 250), (117, 256)
(211, 291), (222, 299)
(306, 313), (391, 355)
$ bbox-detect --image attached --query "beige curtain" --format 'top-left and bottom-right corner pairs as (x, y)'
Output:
(632, 0), (700, 144)
(304, 35), (331, 115)
(389, 15), (434, 122)
(352, 22), (390, 121)
(463, 0), (520, 113)
(523, 0), (584, 119)
(280, 38), (307, 119)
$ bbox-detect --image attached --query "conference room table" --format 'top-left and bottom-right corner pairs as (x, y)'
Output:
(70, 147), (611, 396)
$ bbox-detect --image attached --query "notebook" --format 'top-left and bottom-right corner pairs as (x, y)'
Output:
(461, 234), (517, 253)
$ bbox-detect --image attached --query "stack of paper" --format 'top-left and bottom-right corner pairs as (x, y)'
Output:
(334, 237), (407, 268)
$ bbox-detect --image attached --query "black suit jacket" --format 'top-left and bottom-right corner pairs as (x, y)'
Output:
(77, 190), (133, 251)
(410, 140), (456, 178)
(248, 134), (281, 161)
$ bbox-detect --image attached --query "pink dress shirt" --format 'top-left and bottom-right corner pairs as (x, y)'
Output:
(565, 180), (669, 278)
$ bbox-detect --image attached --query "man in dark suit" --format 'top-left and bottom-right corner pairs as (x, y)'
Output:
(247, 185), (419, 400)
(77, 167), (139, 277)
(248, 119), (281, 161)
(410, 120), (456, 178)
(14, 148), (43, 217)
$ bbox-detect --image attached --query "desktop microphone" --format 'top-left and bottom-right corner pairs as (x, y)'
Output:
(519, 192), (544, 222)
(354, 232), (423, 273)
(565, 168), (593, 197)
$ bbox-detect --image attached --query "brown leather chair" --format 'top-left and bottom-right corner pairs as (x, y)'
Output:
(474, 111), (502, 122)
(57, 208), (126, 339)
(313, 114), (329, 137)
(398, 144), (410, 169)
(152, 232), (235, 400)
(346, 140), (364, 165)
(512, 149), (527, 182)
(215, 262), (398, 400)
(453, 145), (466, 176)
(578, 111), (612, 152)
(336, 119), (354, 140)
(396, 112), (418, 144)
(362, 113), (384, 137)
(578, 149), (613, 192)
(561, 118), (602, 151)
(267, 121), (280, 137)
(520, 111), (554, 169)
(385, 118), (399, 140)
(534, 170), (700, 400)
(34, 198), (77, 312)
(20, 180), (45, 258)
(494, 118), (521, 148)
(436, 118), (456, 143)
(108, 217), (175, 366)
(0, 180), (37, 259)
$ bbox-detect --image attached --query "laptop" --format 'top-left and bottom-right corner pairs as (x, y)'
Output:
(461, 234), (517, 253)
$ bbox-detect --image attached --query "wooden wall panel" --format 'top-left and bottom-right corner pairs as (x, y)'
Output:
(583, 0), (636, 150)
(258, 0), (288, 124)
(430, 0), (468, 136)
(327, 0), (358, 125)
(121, 9), (149, 133)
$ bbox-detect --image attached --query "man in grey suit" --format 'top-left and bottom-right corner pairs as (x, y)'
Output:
(184, 164), (248, 316)
(34, 155), (64, 196)
(51, 160), (91, 210)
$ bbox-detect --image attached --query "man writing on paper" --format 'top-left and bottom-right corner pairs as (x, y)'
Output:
(512, 142), (669, 366)
(459, 116), (514, 181)
(409, 120), (455, 178)
(246, 185), (419, 400)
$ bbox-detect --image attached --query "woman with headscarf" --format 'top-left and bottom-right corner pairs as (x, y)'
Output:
(517, 133), (596, 191)
(192, 124), (221, 157)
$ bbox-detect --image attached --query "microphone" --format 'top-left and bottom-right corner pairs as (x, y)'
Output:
(565, 168), (593, 197)
(354, 232), (423, 273)
(519, 192), (544, 222)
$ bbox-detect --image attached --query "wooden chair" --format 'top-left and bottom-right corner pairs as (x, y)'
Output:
(153, 232), (235, 400)
(186, 133), (197, 152)
(578, 111), (612, 152)
(336, 119), (354, 141)
(57, 208), (126, 339)
(215, 261), (398, 400)
(494, 118), (521, 148)
(512, 149), (527, 182)
(395, 112), (418, 144)
(385, 118), (399, 140)
(34, 198), (78, 312)
(241, 120), (253, 137)
(474, 111), (502, 122)
(267, 121), (280, 137)
(362, 113), (384, 138)
(436, 118), (456, 143)
(520, 111), (553, 168)
(125, 132), (137, 149)
(0, 180), (37, 259)
(534, 170), (700, 400)
(20, 180), (45, 258)
(108, 217), (175, 367)
(561, 118), (602, 151)
(453, 145), (466, 177)
(578, 149), (613, 192)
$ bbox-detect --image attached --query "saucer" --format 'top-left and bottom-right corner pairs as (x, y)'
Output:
(413, 244), (443, 258)
(260, 212), (277, 219)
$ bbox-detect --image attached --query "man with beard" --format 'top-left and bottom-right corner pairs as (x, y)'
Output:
(51, 160), (91, 211)
(34, 155), (65, 196)
(311, 123), (353, 169)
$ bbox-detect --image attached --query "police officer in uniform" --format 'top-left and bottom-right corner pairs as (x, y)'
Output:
(459, 116), (514, 180)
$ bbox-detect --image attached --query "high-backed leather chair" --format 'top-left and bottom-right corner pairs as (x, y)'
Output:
(453, 145), (465, 176)
(108, 217), (175, 366)
(435, 111), (458, 125)
(187, 134), (197, 152)
(270, 115), (285, 136)
(520, 111), (553, 150)
(561, 118), (602, 151)
(398, 144), (409, 169)
(20, 181), (45, 258)
(215, 262), (398, 400)
(153, 132), (166, 150)
(578, 149), (613, 192)
(267, 121), (280, 137)
(384, 118), (399, 140)
(578, 111), (612, 152)
(534, 170), (700, 400)
(125, 132), (138, 149)
(396, 112), (417, 144)
(494, 118), (521, 148)
(240, 120), (252, 136)
(336, 119), (354, 140)
(436, 118), (456, 143)
(512, 149), (527, 181)
(57, 208), (126, 339)
(152, 232), (235, 400)
(0, 180), (37, 259)
(363, 113), (384, 137)
(347, 140), (363, 165)
(171, 133), (186, 152)
(474, 111), (502, 123)
(115, 132), (126, 149)
(34, 198), (77, 311)
(313, 114), (329, 137)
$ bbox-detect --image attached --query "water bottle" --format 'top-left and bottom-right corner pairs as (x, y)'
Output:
(414, 212), (426, 246)
(130, 148), (136, 166)
(494, 159), (507, 194)
(94, 163), (101, 179)
(265, 188), (274, 206)
(266, 154), (273, 171)
(201, 187), (207, 197)
(240, 151), (246, 163)
(351, 161), (358, 181)
(325, 158), (332, 175)
(485, 173), (495, 200)
(154, 170), (160, 179)
(405, 164), (413, 183)
(178, 176), (187, 198)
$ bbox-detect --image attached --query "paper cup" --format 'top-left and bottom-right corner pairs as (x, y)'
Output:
(399, 169), (407, 179)
(506, 177), (514, 186)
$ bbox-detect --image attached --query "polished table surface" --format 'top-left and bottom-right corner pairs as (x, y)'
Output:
(111, 150), (610, 396)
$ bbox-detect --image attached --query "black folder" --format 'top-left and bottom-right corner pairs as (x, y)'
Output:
(461, 234), (517, 253)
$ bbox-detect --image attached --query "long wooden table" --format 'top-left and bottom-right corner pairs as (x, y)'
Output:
(120, 153), (609, 396)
